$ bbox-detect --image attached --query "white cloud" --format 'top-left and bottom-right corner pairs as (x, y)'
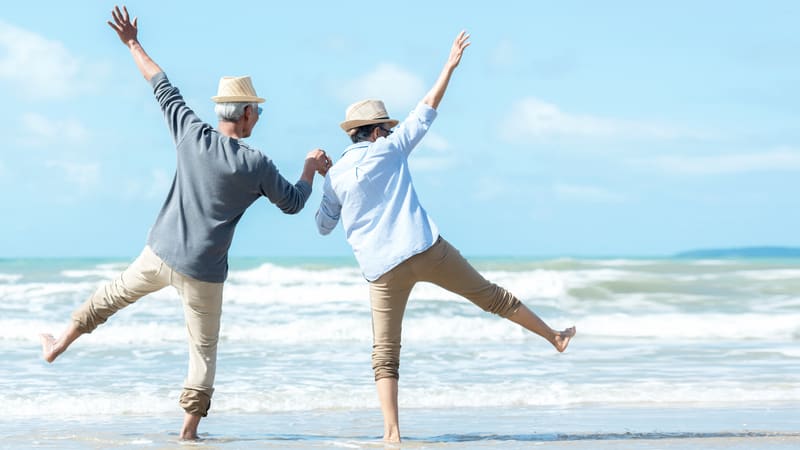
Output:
(336, 63), (425, 111)
(20, 112), (89, 146)
(0, 21), (95, 100)
(501, 97), (700, 141)
(638, 148), (800, 175)
(46, 161), (100, 193)
(553, 183), (626, 203)
(410, 132), (454, 171)
(420, 131), (451, 152)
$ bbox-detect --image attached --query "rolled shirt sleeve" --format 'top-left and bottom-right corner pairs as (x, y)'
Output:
(316, 175), (342, 235)
(389, 102), (438, 158)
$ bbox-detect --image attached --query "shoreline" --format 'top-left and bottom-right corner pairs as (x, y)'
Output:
(2, 405), (798, 449)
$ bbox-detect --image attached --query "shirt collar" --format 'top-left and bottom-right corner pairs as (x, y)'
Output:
(341, 141), (371, 157)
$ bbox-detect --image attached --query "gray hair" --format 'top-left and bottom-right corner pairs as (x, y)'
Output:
(215, 102), (257, 122)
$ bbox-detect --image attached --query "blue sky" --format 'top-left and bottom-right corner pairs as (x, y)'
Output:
(1, 1), (799, 258)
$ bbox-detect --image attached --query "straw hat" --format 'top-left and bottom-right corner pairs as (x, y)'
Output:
(340, 99), (399, 132)
(211, 76), (265, 103)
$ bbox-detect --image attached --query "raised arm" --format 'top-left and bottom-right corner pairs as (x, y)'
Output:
(107, 5), (162, 81)
(421, 31), (471, 110)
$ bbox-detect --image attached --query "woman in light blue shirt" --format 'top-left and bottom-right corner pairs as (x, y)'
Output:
(316, 31), (575, 443)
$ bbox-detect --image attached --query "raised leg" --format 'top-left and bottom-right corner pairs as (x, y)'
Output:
(39, 323), (82, 363)
(507, 304), (575, 352)
(420, 238), (576, 351)
(40, 246), (169, 363)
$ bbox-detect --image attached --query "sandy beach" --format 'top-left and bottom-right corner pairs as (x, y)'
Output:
(2, 406), (799, 449)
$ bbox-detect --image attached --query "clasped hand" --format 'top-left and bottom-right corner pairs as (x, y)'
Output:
(306, 149), (332, 176)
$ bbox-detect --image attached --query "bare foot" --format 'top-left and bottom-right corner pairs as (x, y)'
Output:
(552, 326), (576, 353)
(40, 333), (60, 363)
(383, 433), (401, 444)
(180, 413), (201, 440)
(179, 431), (199, 440)
(382, 421), (401, 443)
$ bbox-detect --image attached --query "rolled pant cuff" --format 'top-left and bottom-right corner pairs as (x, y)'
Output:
(70, 313), (95, 334)
(500, 298), (522, 318)
(373, 364), (400, 381)
(179, 388), (213, 417)
(374, 372), (400, 381)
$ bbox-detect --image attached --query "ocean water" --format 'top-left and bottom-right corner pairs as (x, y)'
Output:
(1, 256), (799, 449)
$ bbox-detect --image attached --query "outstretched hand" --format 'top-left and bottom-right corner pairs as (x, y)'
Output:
(421, 30), (471, 110)
(107, 5), (139, 47)
(446, 31), (471, 70)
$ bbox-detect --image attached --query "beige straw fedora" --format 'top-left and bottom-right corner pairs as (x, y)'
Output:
(211, 75), (266, 103)
(340, 99), (399, 132)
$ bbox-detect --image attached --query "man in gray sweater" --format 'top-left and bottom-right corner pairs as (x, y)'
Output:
(39, 5), (330, 439)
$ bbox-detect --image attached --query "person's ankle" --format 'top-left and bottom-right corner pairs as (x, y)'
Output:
(180, 413), (202, 440)
(383, 424), (400, 442)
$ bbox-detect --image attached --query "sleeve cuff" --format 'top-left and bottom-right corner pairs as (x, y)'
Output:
(296, 179), (313, 198)
(414, 102), (438, 123)
(149, 71), (167, 89)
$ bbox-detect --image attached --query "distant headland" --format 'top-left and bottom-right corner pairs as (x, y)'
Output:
(675, 246), (800, 258)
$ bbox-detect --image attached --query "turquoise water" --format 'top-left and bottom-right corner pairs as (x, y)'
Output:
(1, 256), (799, 448)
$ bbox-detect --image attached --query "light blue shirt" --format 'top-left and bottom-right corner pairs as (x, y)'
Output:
(316, 102), (439, 281)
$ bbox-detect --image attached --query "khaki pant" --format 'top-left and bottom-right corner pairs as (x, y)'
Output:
(368, 237), (521, 380)
(71, 246), (223, 417)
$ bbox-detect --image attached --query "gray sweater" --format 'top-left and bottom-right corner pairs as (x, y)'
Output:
(145, 72), (311, 282)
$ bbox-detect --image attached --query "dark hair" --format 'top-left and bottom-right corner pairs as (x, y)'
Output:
(349, 124), (383, 144)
